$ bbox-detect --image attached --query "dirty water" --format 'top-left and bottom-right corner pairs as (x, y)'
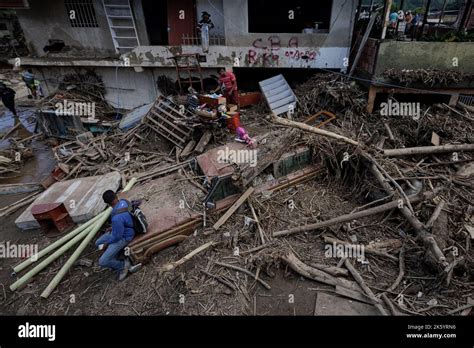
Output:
(0, 108), (56, 186)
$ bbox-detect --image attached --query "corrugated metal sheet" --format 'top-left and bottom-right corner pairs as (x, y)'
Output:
(259, 74), (297, 116)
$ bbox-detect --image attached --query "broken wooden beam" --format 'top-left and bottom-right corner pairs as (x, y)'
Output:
(273, 190), (438, 237)
(194, 131), (212, 154)
(213, 187), (254, 230)
(159, 241), (216, 273)
(384, 144), (474, 157)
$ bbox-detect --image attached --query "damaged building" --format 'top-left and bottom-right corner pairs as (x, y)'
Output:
(0, 0), (473, 338)
(6, 0), (357, 109)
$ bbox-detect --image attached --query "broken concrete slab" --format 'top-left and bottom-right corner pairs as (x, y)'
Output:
(15, 171), (121, 230)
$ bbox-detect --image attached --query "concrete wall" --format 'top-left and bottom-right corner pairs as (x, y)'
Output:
(196, 0), (225, 38)
(15, 0), (116, 57)
(374, 41), (474, 76)
(125, 0), (357, 70)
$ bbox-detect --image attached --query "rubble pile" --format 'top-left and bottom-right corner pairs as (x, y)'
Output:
(52, 128), (172, 180)
(293, 74), (367, 118)
(383, 68), (472, 86)
(2, 72), (473, 317)
(40, 70), (115, 120)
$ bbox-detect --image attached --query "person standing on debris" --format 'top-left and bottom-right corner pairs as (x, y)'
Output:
(96, 190), (135, 281)
(216, 68), (239, 108)
(0, 82), (18, 119)
(21, 69), (37, 99)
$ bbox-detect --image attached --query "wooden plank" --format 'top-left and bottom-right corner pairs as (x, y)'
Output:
(145, 116), (185, 143)
(194, 131), (212, 154)
(213, 187), (255, 230)
(149, 109), (191, 136)
(180, 140), (196, 158)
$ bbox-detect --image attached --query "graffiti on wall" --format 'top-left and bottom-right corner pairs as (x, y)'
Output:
(247, 36), (318, 67)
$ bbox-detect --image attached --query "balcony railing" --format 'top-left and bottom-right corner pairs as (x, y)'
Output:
(181, 34), (225, 46)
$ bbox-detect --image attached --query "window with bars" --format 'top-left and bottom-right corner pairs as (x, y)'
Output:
(65, 0), (99, 28)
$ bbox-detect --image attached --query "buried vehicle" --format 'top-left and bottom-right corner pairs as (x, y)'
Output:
(125, 134), (318, 264)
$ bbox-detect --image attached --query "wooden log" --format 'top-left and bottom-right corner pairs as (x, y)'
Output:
(213, 187), (254, 230)
(272, 115), (360, 146)
(309, 263), (349, 277)
(344, 259), (388, 316)
(273, 190), (437, 237)
(384, 144), (474, 157)
(381, 293), (399, 316)
(281, 251), (361, 291)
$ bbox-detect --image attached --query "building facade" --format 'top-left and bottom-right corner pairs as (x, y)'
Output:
(3, 0), (358, 109)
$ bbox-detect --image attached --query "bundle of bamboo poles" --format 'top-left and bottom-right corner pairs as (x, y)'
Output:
(9, 178), (137, 298)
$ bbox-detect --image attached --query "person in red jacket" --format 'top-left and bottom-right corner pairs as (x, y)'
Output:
(216, 68), (239, 107)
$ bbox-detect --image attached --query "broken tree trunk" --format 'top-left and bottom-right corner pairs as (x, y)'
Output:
(271, 114), (448, 267)
(384, 144), (474, 157)
(273, 190), (437, 237)
(281, 251), (361, 291)
(368, 164), (448, 267)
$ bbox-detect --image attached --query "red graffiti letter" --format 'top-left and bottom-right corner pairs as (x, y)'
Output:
(288, 36), (298, 48)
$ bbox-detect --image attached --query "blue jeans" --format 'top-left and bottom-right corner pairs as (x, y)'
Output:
(95, 232), (129, 273)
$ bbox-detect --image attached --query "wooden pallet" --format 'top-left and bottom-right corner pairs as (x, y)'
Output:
(143, 96), (194, 148)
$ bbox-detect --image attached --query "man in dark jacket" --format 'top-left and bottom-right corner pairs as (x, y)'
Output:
(96, 190), (135, 280)
(0, 82), (18, 118)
